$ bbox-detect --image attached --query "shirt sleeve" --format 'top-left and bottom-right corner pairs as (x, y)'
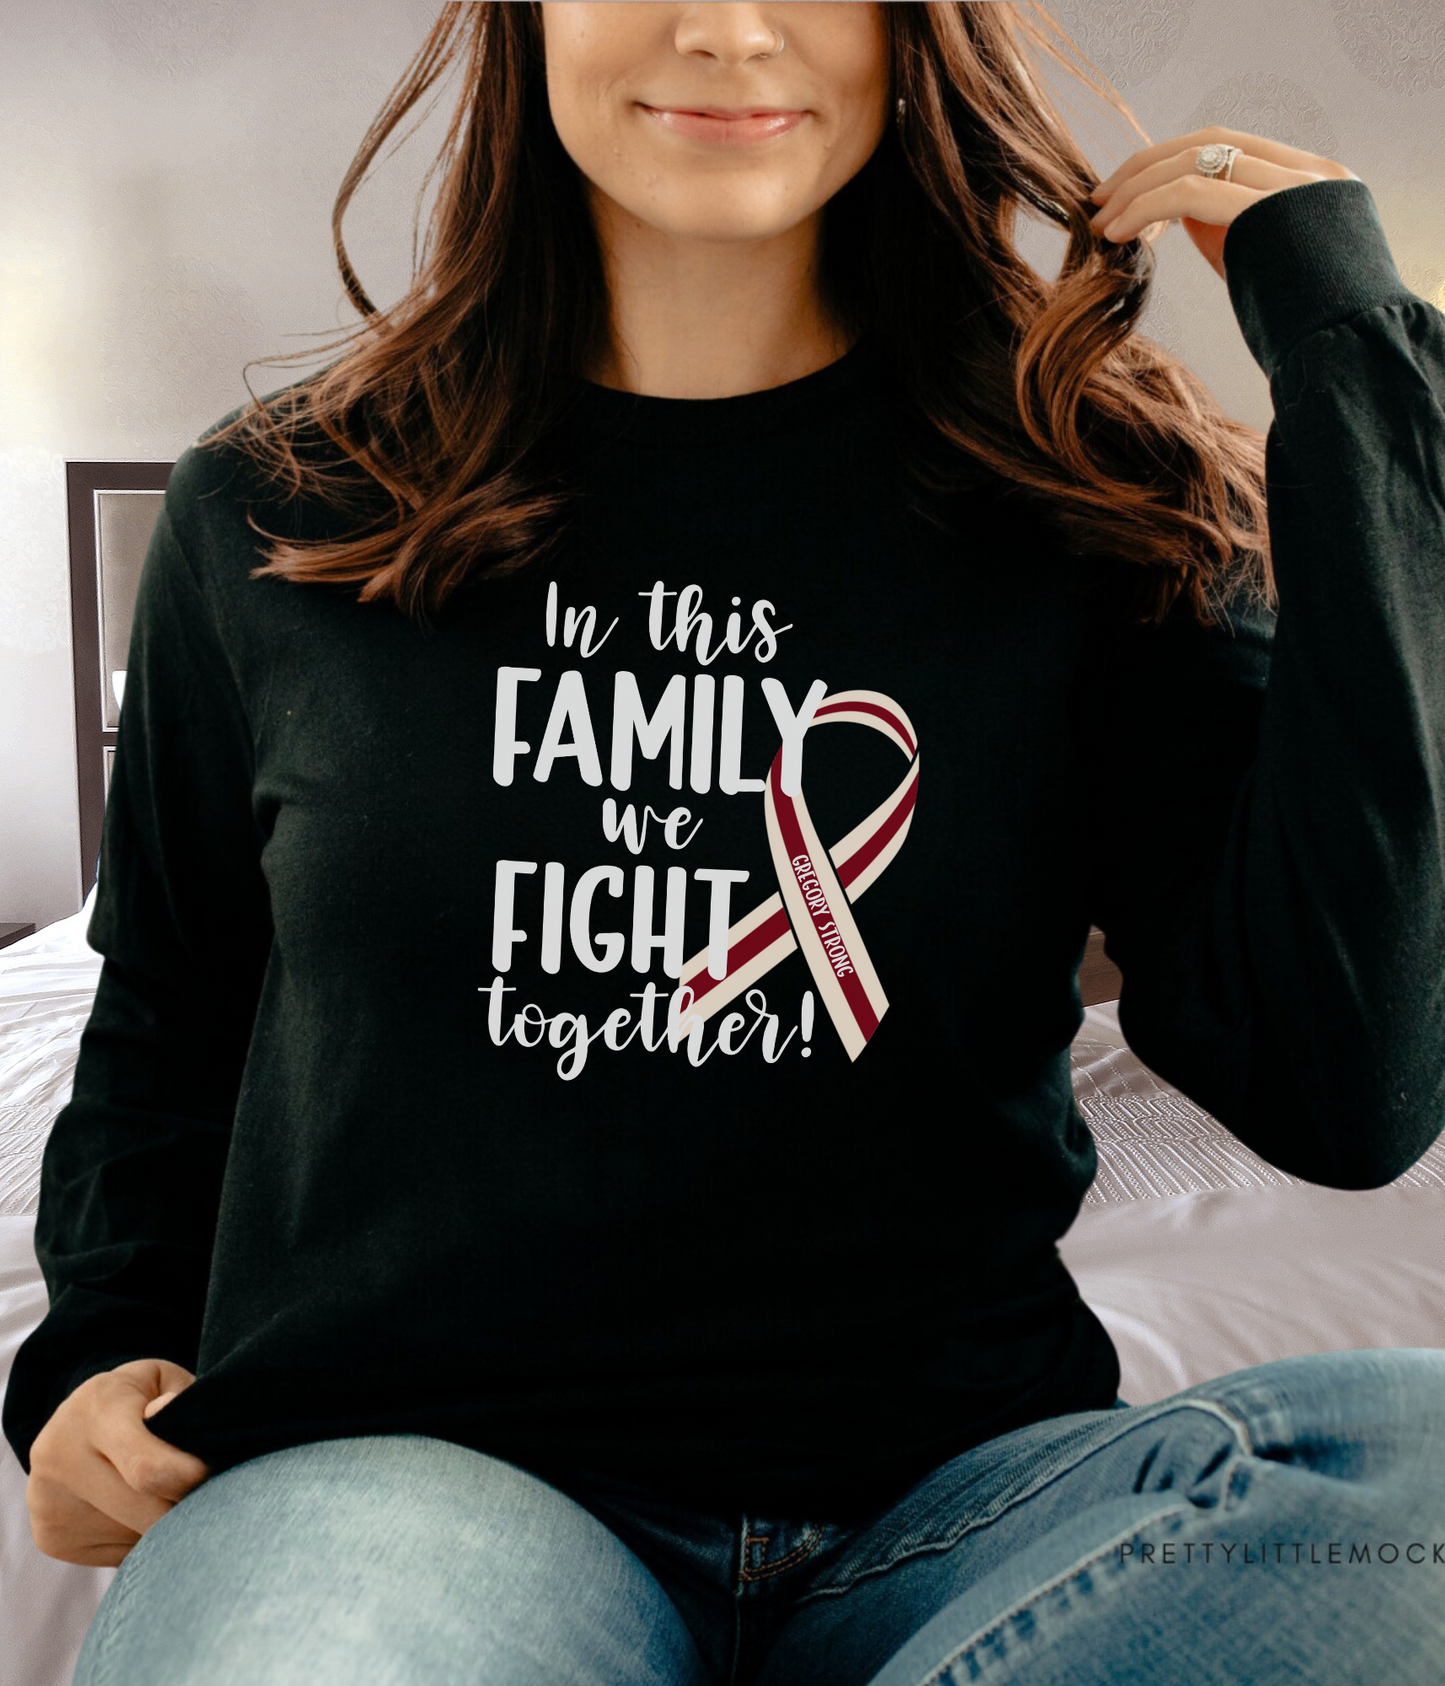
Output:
(1080, 177), (1445, 1192)
(2, 457), (272, 1476)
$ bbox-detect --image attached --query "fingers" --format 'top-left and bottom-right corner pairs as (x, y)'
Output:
(26, 1365), (213, 1564)
(111, 1354), (198, 1399)
(1098, 178), (1266, 242)
(94, 1370), (213, 1504)
(1092, 126), (1354, 198)
(27, 1467), (146, 1567)
(1091, 147), (1328, 242)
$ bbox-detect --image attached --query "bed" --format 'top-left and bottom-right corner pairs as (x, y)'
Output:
(3, 468), (1444, 1686)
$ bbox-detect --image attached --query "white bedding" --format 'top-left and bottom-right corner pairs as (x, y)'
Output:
(1061, 998), (1445, 1398)
(1, 888), (111, 1686)
(0, 888), (102, 1222)
(2, 900), (1443, 1686)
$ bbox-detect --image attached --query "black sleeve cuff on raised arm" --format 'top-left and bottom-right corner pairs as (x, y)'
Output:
(1222, 177), (1419, 380)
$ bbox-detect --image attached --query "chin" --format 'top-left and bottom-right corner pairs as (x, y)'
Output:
(652, 202), (807, 243)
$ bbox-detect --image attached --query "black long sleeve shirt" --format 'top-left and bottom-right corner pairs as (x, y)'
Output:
(5, 178), (1443, 1520)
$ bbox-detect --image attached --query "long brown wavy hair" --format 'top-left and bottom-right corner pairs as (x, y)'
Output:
(202, 1), (1275, 632)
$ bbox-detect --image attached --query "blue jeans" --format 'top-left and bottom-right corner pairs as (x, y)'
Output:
(75, 1348), (1445, 1685)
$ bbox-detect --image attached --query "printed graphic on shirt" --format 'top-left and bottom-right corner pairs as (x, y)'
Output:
(481, 579), (920, 1077)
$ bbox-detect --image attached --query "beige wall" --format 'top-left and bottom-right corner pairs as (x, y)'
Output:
(2, 0), (1442, 929)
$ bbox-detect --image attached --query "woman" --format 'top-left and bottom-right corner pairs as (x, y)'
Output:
(7, 3), (1444, 1682)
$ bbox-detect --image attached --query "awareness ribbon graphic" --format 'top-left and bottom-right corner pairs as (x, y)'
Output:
(676, 689), (920, 1060)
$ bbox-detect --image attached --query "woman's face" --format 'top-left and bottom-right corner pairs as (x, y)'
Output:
(537, 2), (890, 245)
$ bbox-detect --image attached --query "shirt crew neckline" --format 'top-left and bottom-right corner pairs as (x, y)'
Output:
(568, 332), (876, 448)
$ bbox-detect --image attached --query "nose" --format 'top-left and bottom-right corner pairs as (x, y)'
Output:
(670, 3), (783, 67)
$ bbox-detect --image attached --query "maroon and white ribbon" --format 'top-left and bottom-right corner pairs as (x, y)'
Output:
(676, 689), (919, 1060)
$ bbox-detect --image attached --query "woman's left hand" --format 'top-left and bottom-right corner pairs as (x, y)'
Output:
(1087, 126), (1359, 281)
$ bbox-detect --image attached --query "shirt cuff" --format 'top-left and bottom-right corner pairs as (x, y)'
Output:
(1222, 176), (1416, 381)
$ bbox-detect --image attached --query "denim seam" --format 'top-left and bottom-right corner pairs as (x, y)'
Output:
(794, 1395), (1257, 1606)
(89, 1519), (162, 1686)
(904, 1500), (1196, 1686)
(739, 1522), (826, 1581)
(728, 1551), (746, 1686)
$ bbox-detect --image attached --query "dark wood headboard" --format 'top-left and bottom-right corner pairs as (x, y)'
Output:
(65, 459), (1125, 1006)
(1077, 930), (1122, 1009)
(67, 461), (173, 895)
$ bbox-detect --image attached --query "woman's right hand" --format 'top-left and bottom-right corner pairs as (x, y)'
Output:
(25, 1358), (214, 1566)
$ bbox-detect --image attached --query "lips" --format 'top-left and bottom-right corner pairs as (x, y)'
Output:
(639, 105), (807, 143)
(661, 107), (797, 118)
